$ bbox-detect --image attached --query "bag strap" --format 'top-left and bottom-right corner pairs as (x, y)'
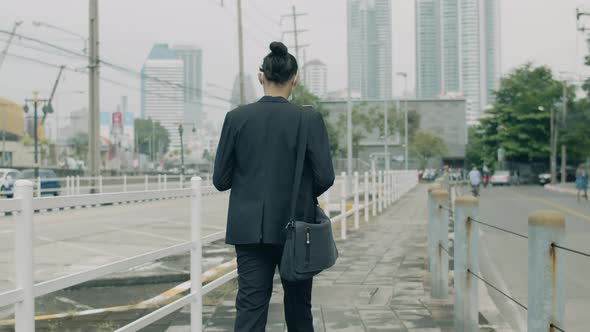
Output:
(288, 106), (311, 223)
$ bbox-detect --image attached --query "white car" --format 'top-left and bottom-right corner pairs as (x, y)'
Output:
(0, 168), (22, 198)
(490, 171), (519, 186)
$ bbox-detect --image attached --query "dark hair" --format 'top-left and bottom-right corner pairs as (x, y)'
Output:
(260, 41), (298, 84)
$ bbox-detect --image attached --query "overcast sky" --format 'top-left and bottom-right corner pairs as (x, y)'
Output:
(1, 0), (590, 127)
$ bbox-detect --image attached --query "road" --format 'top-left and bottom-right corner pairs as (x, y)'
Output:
(475, 185), (590, 331)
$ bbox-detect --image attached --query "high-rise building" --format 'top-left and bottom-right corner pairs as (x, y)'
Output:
(303, 60), (328, 98)
(230, 74), (258, 109)
(172, 45), (203, 126)
(415, 0), (500, 125)
(141, 44), (185, 148)
(349, 0), (393, 100)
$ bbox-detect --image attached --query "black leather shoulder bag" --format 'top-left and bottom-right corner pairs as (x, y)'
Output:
(280, 106), (338, 282)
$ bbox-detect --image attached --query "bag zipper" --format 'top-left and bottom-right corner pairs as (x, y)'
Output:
(305, 227), (310, 267)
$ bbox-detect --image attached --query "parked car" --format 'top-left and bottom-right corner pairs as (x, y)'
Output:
(422, 169), (438, 182)
(538, 166), (576, 185)
(490, 170), (518, 186)
(0, 168), (22, 198)
(20, 169), (61, 196)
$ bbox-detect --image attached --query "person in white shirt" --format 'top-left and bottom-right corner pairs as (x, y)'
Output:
(468, 166), (482, 196)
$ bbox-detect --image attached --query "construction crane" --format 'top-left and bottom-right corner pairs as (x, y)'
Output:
(0, 21), (23, 72)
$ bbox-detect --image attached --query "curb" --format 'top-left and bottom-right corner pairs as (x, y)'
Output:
(544, 184), (577, 195)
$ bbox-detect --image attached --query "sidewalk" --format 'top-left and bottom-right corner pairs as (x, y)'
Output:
(165, 185), (455, 332)
(544, 182), (578, 195)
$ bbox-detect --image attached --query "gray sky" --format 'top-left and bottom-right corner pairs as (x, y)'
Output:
(1, 0), (590, 127)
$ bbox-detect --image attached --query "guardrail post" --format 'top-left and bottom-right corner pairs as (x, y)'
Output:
(180, 174), (184, 188)
(76, 176), (80, 195)
(371, 168), (376, 217)
(364, 171), (369, 223)
(454, 195), (479, 331)
(36, 176), (41, 197)
(98, 175), (103, 194)
(144, 175), (149, 191)
(389, 171), (394, 205)
(123, 175), (127, 192)
(353, 172), (360, 230)
(14, 180), (35, 331)
(528, 211), (565, 332)
(66, 176), (70, 196)
(158, 174), (162, 190)
(340, 172), (347, 240)
(190, 177), (203, 331)
(163, 174), (168, 190)
(378, 170), (383, 213)
(429, 189), (449, 299)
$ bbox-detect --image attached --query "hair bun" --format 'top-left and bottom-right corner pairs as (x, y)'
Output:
(269, 41), (288, 56)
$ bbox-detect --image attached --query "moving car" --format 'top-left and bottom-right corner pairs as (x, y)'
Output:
(421, 169), (438, 182)
(21, 169), (61, 196)
(0, 168), (21, 198)
(490, 171), (518, 186)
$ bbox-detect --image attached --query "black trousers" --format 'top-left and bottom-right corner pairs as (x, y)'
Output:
(234, 244), (314, 332)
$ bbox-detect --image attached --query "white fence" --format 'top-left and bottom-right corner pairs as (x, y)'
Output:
(0, 170), (418, 331)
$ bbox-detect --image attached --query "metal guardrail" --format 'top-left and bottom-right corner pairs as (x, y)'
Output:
(0, 170), (418, 331)
(426, 176), (590, 332)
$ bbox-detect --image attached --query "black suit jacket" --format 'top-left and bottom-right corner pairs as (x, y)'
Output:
(213, 96), (335, 245)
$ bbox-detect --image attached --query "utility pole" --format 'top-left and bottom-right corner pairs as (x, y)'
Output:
(396, 72), (409, 170)
(0, 21), (22, 73)
(561, 80), (567, 184)
(550, 106), (557, 185)
(88, 0), (101, 188)
(282, 6), (309, 64)
(346, 0), (353, 184)
(383, 100), (389, 171)
(237, 0), (245, 105)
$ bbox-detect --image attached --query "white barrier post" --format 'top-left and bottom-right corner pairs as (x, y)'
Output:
(98, 175), (103, 194)
(76, 176), (80, 195)
(164, 174), (168, 190)
(454, 196), (479, 331)
(144, 174), (149, 191)
(364, 171), (369, 223)
(180, 174), (184, 188)
(14, 180), (35, 331)
(528, 211), (565, 332)
(190, 177), (203, 331)
(388, 171), (393, 205)
(66, 176), (70, 196)
(353, 172), (360, 230)
(157, 174), (162, 190)
(36, 176), (41, 197)
(393, 172), (398, 202)
(378, 170), (383, 213)
(372, 168), (377, 217)
(123, 175), (128, 192)
(429, 189), (449, 299)
(340, 172), (347, 240)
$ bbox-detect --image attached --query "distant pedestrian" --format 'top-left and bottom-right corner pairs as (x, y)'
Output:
(468, 166), (482, 197)
(575, 164), (588, 202)
(213, 41), (334, 331)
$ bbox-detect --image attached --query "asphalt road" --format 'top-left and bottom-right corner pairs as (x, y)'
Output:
(475, 184), (590, 332)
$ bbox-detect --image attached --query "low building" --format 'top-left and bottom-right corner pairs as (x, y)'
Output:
(320, 98), (467, 168)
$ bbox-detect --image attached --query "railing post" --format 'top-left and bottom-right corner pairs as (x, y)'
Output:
(180, 174), (184, 188)
(353, 171), (360, 230)
(340, 172), (347, 240)
(190, 177), (203, 331)
(389, 171), (393, 205)
(14, 180), (35, 332)
(66, 176), (70, 196)
(429, 189), (449, 299)
(164, 174), (168, 190)
(123, 175), (127, 192)
(144, 174), (149, 191)
(98, 175), (103, 194)
(76, 175), (80, 195)
(528, 211), (565, 332)
(36, 176), (41, 197)
(378, 170), (383, 213)
(372, 168), (377, 217)
(364, 171), (369, 223)
(454, 195), (480, 331)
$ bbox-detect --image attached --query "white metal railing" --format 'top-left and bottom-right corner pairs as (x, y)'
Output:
(0, 170), (418, 331)
(0, 174), (214, 198)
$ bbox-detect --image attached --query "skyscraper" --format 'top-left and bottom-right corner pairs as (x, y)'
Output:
(141, 44), (185, 149)
(349, 0), (393, 100)
(303, 60), (328, 98)
(415, 0), (500, 125)
(172, 45), (203, 126)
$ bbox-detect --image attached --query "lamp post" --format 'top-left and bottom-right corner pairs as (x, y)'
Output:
(396, 72), (409, 170)
(178, 124), (185, 177)
(23, 92), (53, 179)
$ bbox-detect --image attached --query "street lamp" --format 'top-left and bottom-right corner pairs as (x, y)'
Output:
(178, 124), (185, 177)
(23, 92), (53, 179)
(396, 72), (409, 170)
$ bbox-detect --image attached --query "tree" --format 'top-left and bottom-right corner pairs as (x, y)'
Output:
(335, 104), (375, 158)
(134, 118), (170, 157)
(561, 98), (590, 162)
(291, 85), (340, 156)
(479, 63), (573, 162)
(410, 131), (447, 169)
(67, 132), (89, 160)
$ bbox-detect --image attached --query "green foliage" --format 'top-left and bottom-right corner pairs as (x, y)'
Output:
(134, 118), (170, 156)
(67, 132), (89, 160)
(410, 131), (447, 169)
(291, 85), (340, 156)
(20, 134), (34, 146)
(479, 63), (573, 162)
(334, 104), (377, 158)
(561, 98), (590, 161)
